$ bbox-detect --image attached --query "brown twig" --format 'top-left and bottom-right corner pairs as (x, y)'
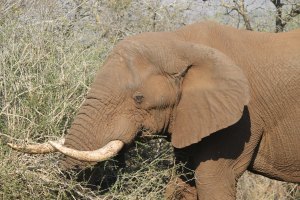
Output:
(221, 0), (253, 31)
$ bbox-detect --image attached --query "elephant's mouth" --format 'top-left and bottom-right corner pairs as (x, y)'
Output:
(139, 126), (155, 137)
(135, 125), (167, 141)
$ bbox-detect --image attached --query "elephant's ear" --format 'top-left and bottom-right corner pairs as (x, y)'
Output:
(169, 43), (250, 148)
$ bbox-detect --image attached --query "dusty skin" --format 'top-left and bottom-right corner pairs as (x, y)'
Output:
(8, 21), (300, 200)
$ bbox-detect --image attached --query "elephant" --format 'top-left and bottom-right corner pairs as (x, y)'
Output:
(7, 21), (300, 199)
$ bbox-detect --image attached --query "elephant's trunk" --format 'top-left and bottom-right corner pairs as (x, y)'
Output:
(7, 97), (130, 169)
(7, 65), (136, 169)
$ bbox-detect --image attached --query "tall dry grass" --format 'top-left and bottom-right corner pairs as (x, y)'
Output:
(0, 1), (299, 199)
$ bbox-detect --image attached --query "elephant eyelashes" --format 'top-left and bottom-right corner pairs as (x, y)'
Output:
(133, 92), (144, 104)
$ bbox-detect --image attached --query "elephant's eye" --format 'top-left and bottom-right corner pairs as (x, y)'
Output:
(133, 92), (144, 104)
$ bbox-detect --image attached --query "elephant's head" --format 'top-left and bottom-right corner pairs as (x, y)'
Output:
(8, 31), (250, 170)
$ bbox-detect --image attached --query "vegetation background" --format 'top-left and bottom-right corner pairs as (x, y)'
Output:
(0, 0), (299, 199)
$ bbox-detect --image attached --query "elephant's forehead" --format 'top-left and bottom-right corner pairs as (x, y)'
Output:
(112, 34), (190, 75)
(123, 57), (156, 91)
(101, 51), (155, 92)
(114, 32), (181, 59)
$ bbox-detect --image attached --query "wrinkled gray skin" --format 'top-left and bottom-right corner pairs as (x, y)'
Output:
(60, 21), (300, 199)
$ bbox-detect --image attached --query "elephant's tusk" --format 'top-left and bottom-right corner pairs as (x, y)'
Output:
(49, 140), (124, 162)
(7, 138), (65, 154)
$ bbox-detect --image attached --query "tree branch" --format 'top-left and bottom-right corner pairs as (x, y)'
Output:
(286, 4), (300, 21)
(221, 0), (253, 30)
(270, 0), (300, 32)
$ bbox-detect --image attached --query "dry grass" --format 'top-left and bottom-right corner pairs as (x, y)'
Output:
(237, 172), (299, 200)
(0, 1), (299, 199)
